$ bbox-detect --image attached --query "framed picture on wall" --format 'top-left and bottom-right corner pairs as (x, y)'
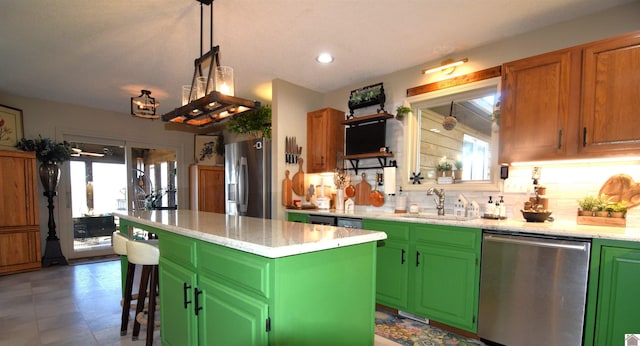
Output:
(0, 104), (24, 150)
(194, 134), (224, 165)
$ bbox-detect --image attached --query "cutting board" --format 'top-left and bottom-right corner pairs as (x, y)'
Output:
(282, 170), (292, 206)
(292, 158), (305, 196)
(599, 173), (640, 209)
(354, 173), (371, 205)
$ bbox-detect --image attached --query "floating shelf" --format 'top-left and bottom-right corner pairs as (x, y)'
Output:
(343, 152), (394, 174)
(343, 112), (394, 126)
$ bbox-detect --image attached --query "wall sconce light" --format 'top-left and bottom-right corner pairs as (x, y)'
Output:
(131, 90), (159, 119)
(422, 58), (469, 75)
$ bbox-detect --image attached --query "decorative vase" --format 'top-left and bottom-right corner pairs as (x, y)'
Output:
(39, 161), (60, 193)
(454, 170), (463, 180)
(335, 188), (345, 211)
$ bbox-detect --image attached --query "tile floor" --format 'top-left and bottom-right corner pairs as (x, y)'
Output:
(0, 259), (398, 346)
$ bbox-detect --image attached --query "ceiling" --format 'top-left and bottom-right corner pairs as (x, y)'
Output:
(0, 0), (634, 117)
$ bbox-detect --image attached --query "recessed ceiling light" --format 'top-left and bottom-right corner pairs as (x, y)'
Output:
(316, 53), (334, 64)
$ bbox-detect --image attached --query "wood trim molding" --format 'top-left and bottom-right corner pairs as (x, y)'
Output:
(406, 66), (502, 97)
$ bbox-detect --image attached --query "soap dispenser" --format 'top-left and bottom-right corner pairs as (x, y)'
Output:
(498, 196), (506, 218)
(485, 196), (494, 217)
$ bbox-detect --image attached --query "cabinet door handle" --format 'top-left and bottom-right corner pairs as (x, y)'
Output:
(194, 288), (203, 316)
(415, 251), (420, 267)
(183, 283), (192, 309)
(557, 129), (562, 149)
(401, 249), (406, 264)
(583, 127), (587, 147)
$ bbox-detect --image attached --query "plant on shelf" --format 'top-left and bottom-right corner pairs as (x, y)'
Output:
(226, 104), (272, 139)
(453, 159), (463, 180)
(606, 200), (627, 218)
(436, 157), (453, 177)
(16, 135), (71, 163)
(395, 105), (412, 119)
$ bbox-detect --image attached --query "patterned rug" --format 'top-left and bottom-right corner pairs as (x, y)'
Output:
(375, 309), (485, 346)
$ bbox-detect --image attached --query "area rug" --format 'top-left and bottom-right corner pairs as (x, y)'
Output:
(375, 309), (485, 346)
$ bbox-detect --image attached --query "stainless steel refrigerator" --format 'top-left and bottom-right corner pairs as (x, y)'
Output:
(225, 138), (272, 218)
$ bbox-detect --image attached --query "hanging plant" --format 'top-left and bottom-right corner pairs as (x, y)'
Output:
(226, 104), (272, 139)
(16, 135), (71, 163)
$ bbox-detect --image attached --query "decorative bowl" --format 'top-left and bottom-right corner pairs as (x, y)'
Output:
(521, 210), (552, 223)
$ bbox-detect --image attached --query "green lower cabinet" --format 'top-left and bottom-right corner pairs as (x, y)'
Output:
(363, 219), (410, 310)
(286, 212), (309, 223)
(159, 258), (198, 346)
(584, 239), (640, 346)
(365, 219), (481, 333)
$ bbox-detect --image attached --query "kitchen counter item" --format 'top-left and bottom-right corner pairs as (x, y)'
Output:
(521, 210), (552, 222)
(354, 173), (371, 205)
(282, 170), (292, 206)
(292, 158), (305, 196)
(479, 231), (590, 346)
(599, 173), (640, 208)
(370, 185), (384, 207)
(345, 184), (356, 198)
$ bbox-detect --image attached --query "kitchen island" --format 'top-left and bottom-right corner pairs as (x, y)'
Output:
(115, 210), (386, 346)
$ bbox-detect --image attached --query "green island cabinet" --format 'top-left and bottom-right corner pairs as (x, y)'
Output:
(584, 238), (640, 346)
(363, 219), (481, 333)
(286, 212), (309, 223)
(119, 217), (378, 346)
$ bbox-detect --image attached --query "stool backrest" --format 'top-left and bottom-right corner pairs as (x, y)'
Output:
(112, 231), (129, 256)
(126, 240), (160, 265)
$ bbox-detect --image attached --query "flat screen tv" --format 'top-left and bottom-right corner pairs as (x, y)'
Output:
(345, 121), (386, 155)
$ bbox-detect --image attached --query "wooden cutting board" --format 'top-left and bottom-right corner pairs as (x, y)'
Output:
(282, 170), (292, 206)
(292, 158), (305, 196)
(354, 173), (371, 205)
(599, 173), (640, 209)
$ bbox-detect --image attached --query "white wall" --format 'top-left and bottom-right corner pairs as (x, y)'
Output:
(272, 79), (323, 219)
(0, 92), (195, 258)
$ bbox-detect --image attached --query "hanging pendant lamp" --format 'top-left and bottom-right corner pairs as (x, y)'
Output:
(161, 0), (260, 128)
(131, 90), (159, 119)
(442, 101), (457, 130)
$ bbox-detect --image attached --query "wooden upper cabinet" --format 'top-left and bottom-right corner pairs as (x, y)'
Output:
(581, 32), (640, 155)
(500, 30), (640, 163)
(189, 165), (225, 214)
(0, 150), (39, 227)
(307, 108), (345, 173)
(499, 48), (580, 163)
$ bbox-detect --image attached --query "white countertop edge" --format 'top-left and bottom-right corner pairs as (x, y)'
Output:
(115, 211), (387, 258)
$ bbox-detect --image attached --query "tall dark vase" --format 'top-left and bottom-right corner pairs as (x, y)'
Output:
(39, 161), (68, 267)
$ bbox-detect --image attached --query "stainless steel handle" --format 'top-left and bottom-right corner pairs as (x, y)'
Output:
(485, 234), (589, 251)
(238, 157), (248, 213)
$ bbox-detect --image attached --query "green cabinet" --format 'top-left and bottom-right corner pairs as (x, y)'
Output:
(365, 219), (481, 333)
(159, 258), (198, 346)
(363, 219), (410, 310)
(286, 212), (309, 223)
(584, 239), (640, 346)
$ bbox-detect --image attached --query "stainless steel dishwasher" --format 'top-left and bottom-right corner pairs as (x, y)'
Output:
(478, 231), (591, 346)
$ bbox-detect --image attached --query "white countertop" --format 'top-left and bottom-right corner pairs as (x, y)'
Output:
(114, 210), (386, 259)
(288, 209), (640, 242)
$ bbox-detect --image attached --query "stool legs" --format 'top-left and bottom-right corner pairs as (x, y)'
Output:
(120, 261), (136, 336)
(132, 264), (159, 345)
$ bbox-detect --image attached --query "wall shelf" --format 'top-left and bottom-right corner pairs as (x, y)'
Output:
(343, 152), (394, 174)
(343, 112), (394, 126)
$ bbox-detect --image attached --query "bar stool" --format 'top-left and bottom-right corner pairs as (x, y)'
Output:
(112, 231), (137, 336)
(127, 238), (160, 345)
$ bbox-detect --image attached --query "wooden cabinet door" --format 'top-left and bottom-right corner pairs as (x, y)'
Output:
(594, 246), (640, 345)
(581, 32), (640, 155)
(159, 258), (198, 346)
(195, 165), (225, 213)
(306, 108), (344, 173)
(499, 48), (580, 163)
(0, 151), (38, 227)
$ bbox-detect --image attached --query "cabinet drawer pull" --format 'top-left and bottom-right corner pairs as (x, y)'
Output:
(401, 249), (406, 264)
(194, 288), (203, 316)
(183, 283), (192, 309)
(583, 127), (587, 147)
(557, 129), (562, 149)
(416, 251), (420, 267)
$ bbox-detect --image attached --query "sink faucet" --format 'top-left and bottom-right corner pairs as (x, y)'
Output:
(427, 187), (446, 215)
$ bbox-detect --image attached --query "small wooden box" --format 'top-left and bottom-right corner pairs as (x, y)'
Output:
(576, 215), (626, 227)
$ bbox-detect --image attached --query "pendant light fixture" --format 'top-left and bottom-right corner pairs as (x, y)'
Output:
(161, 0), (260, 128)
(131, 90), (159, 119)
(443, 101), (457, 130)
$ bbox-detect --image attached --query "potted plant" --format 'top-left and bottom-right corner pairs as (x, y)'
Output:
(436, 160), (452, 178)
(225, 104), (272, 139)
(395, 105), (412, 120)
(593, 196), (609, 217)
(609, 201), (627, 218)
(577, 195), (598, 216)
(454, 159), (463, 180)
(16, 135), (72, 193)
